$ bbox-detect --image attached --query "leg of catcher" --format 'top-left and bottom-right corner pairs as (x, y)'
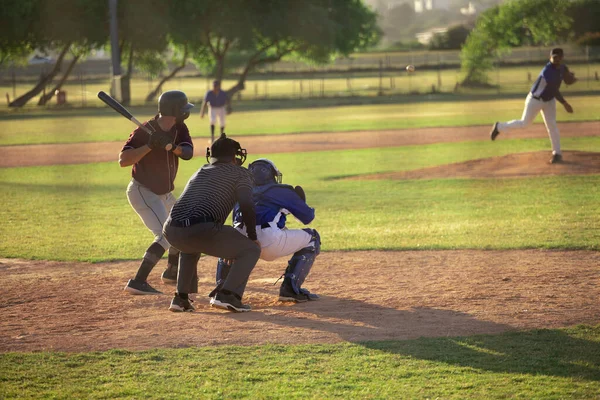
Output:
(209, 258), (232, 298)
(279, 229), (321, 302)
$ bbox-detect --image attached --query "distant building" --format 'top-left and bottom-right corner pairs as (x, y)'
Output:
(415, 27), (448, 44)
(414, 0), (450, 13)
(460, 2), (477, 15)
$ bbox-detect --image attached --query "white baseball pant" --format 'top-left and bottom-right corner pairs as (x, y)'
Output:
(236, 223), (312, 262)
(126, 178), (176, 250)
(498, 93), (561, 155)
(209, 106), (226, 127)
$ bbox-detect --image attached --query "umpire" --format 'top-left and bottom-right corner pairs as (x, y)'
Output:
(163, 134), (260, 312)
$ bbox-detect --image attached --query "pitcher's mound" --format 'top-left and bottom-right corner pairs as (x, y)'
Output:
(358, 151), (600, 180)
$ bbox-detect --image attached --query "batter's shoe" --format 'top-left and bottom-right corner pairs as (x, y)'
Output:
(490, 122), (500, 141)
(549, 153), (563, 164)
(124, 279), (163, 295)
(279, 283), (309, 303)
(169, 294), (195, 312)
(210, 291), (251, 312)
(161, 264), (178, 284)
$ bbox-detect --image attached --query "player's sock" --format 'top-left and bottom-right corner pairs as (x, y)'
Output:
(220, 126), (225, 134)
(210, 125), (215, 135)
(134, 242), (166, 282)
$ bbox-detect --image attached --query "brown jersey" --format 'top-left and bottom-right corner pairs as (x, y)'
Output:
(121, 115), (193, 195)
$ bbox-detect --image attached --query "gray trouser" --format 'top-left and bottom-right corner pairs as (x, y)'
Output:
(163, 221), (260, 298)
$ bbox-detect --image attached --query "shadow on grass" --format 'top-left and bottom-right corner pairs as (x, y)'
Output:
(215, 292), (600, 381)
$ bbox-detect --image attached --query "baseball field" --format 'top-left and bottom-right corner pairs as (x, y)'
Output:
(1, 93), (599, 398)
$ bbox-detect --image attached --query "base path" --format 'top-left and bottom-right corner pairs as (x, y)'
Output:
(1, 250), (598, 352)
(1, 121), (598, 168)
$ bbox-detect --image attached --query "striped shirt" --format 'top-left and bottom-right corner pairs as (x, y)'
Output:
(170, 163), (254, 225)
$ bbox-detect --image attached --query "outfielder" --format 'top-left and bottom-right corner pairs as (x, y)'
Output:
(490, 48), (577, 164)
(119, 90), (194, 295)
(200, 80), (229, 143)
(163, 134), (261, 313)
(215, 159), (320, 302)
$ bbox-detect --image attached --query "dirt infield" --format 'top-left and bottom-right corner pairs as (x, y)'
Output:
(1, 251), (599, 353)
(1, 121), (598, 168)
(350, 150), (600, 180)
(1, 122), (599, 353)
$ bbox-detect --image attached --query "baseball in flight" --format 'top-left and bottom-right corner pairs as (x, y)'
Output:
(406, 65), (415, 72)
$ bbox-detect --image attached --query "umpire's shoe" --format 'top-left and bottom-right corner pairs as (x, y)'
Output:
(490, 122), (500, 141)
(124, 279), (163, 295)
(161, 264), (178, 285)
(210, 291), (251, 312)
(169, 294), (195, 312)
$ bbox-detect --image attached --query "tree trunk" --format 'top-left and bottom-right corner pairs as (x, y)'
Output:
(145, 45), (188, 103)
(121, 44), (134, 106)
(9, 43), (71, 107)
(37, 54), (81, 106)
(215, 55), (225, 83)
(227, 63), (254, 98)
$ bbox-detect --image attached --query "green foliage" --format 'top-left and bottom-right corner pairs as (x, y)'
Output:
(565, 0), (600, 40)
(1, 326), (600, 399)
(576, 32), (600, 47)
(461, 0), (572, 85)
(429, 25), (472, 50)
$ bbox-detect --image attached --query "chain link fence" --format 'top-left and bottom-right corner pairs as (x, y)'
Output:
(1, 45), (599, 107)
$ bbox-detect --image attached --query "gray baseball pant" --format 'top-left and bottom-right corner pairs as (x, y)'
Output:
(163, 221), (260, 298)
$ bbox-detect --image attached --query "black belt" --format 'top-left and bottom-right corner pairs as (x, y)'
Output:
(531, 95), (547, 102)
(238, 222), (272, 229)
(170, 215), (215, 228)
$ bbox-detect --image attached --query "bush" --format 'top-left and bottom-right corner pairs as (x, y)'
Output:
(576, 32), (600, 47)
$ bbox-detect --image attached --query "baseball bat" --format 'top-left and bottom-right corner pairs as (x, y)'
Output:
(97, 91), (154, 135)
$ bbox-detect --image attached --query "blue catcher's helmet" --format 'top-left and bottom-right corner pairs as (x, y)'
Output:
(249, 158), (282, 185)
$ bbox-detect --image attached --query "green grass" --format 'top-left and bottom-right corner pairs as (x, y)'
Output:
(0, 94), (599, 145)
(1, 325), (599, 399)
(1, 137), (600, 261)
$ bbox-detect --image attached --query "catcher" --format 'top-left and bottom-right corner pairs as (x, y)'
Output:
(119, 90), (194, 295)
(215, 159), (321, 302)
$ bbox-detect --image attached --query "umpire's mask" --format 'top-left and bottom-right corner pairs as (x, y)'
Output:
(206, 133), (247, 165)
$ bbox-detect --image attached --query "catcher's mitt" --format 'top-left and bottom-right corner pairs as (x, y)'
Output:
(294, 185), (306, 202)
(148, 131), (174, 151)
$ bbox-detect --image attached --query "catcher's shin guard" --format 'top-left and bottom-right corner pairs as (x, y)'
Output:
(210, 258), (232, 298)
(283, 229), (320, 294)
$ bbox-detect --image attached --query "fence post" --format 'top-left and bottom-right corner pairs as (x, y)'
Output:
(587, 45), (590, 89)
(12, 65), (16, 99)
(378, 59), (383, 96)
(437, 52), (442, 91)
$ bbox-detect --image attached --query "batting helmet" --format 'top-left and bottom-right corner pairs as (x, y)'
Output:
(249, 159), (282, 185)
(206, 133), (247, 166)
(158, 90), (194, 122)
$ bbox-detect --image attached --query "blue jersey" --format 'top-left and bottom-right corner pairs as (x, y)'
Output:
(204, 90), (228, 107)
(234, 183), (315, 228)
(530, 62), (566, 101)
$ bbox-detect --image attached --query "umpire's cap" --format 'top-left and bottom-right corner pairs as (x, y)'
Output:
(206, 133), (247, 165)
(158, 90), (194, 121)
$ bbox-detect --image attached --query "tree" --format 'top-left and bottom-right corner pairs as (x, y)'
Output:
(117, 0), (170, 105)
(564, 0), (600, 41)
(8, 0), (108, 107)
(185, 0), (380, 99)
(0, 0), (38, 68)
(429, 25), (471, 50)
(460, 0), (572, 86)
